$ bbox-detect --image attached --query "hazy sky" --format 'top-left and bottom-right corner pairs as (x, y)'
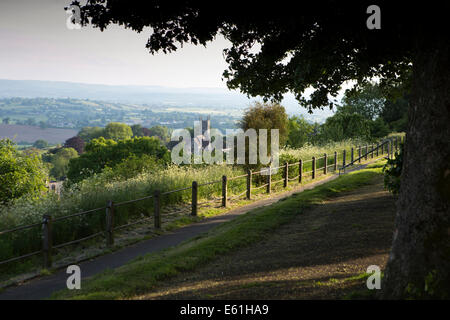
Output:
(0, 0), (233, 88)
(0, 0), (347, 119)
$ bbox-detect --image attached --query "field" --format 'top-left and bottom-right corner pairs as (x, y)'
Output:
(0, 124), (77, 144)
(0, 97), (239, 133)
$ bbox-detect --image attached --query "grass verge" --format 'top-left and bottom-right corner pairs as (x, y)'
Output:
(51, 162), (385, 300)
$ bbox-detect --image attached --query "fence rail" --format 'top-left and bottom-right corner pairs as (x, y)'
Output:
(0, 137), (401, 269)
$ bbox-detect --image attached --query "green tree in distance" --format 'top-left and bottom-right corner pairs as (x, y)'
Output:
(104, 122), (133, 141)
(32, 139), (48, 149)
(50, 147), (78, 180)
(341, 83), (385, 120)
(78, 126), (105, 142)
(239, 102), (289, 173)
(0, 139), (47, 204)
(146, 125), (171, 143)
(131, 124), (144, 137)
(286, 115), (313, 148)
(321, 112), (370, 142)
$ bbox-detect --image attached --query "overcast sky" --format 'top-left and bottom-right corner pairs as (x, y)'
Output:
(0, 0), (234, 88)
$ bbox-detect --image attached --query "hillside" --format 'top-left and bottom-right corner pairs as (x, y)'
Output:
(0, 79), (334, 122)
(0, 97), (238, 131)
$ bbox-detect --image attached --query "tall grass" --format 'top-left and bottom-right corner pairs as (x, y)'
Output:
(0, 164), (246, 271)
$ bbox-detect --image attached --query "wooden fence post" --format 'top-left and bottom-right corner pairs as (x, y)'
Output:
(376, 143), (379, 157)
(266, 167), (272, 194)
(42, 214), (52, 269)
(391, 139), (394, 157)
(192, 181), (198, 216)
(371, 144), (374, 158)
(153, 190), (161, 229)
(312, 156), (316, 179)
(365, 145), (368, 160)
(222, 175), (228, 207)
(389, 139), (394, 159)
(284, 162), (289, 188)
(359, 146), (361, 163)
(247, 170), (252, 200)
(105, 200), (114, 247)
(324, 153), (327, 175)
(334, 151), (337, 171)
(298, 159), (303, 183)
(342, 150), (346, 168)
(351, 148), (354, 164)
(387, 141), (390, 159)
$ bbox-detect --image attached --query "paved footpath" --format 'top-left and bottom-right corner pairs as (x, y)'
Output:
(0, 163), (374, 300)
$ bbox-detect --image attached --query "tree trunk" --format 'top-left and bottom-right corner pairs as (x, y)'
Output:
(382, 35), (450, 298)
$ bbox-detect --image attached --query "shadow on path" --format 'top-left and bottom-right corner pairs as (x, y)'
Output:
(138, 176), (395, 300)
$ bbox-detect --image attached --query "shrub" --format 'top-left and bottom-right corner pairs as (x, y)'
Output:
(50, 147), (78, 180)
(0, 139), (48, 204)
(67, 136), (170, 183)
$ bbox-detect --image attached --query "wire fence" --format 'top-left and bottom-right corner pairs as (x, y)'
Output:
(0, 137), (399, 269)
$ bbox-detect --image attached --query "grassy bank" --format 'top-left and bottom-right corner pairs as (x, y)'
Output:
(51, 161), (385, 300)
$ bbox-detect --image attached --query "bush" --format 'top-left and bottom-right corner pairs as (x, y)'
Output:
(67, 136), (171, 183)
(64, 136), (85, 154)
(0, 139), (47, 204)
(104, 122), (133, 141)
(50, 147), (78, 180)
(101, 154), (164, 181)
(32, 139), (48, 149)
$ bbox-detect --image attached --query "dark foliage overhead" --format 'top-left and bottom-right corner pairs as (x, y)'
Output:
(72, 1), (446, 111)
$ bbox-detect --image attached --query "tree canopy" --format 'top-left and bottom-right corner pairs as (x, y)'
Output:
(32, 139), (48, 149)
(73, 1), (443, 110)
(286, 116), (313, 148)
(104, 122), (133, 141)
(0, 139), (47, 204)
(50, 147), (78, 180)
(64, 136), (85, 154)
(67, 136), (170, 183)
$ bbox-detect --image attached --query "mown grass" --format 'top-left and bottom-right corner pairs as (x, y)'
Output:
(51, 162), (384, 300)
